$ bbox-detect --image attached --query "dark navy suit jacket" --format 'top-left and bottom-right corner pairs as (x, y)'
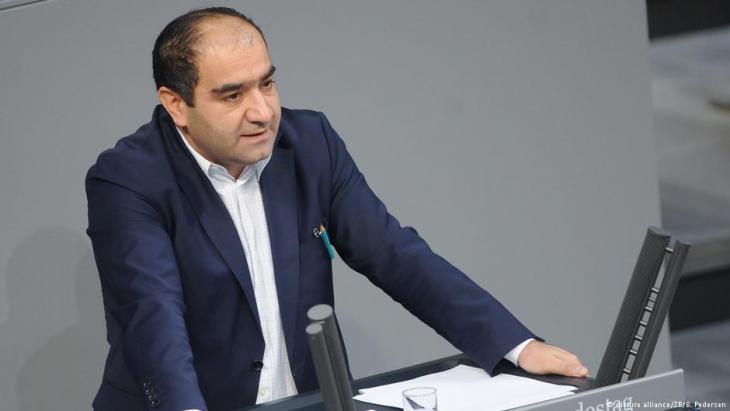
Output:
(86, 105), (536, 411)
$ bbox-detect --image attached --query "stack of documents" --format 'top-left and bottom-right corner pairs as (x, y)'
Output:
(354, 365), (577, 411)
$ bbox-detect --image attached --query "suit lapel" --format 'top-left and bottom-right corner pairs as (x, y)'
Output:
(157, 108), (262, 332)
(259, 146), (300, 363)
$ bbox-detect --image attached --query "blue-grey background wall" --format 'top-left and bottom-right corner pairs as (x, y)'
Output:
(0, 1), (666, 409)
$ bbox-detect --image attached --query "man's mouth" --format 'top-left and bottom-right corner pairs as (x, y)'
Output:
(240, 130), (268, 138)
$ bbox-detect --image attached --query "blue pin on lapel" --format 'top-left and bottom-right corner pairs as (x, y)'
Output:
(313, 225), (336, 260)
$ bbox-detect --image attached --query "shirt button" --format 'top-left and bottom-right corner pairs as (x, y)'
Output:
(251, 360), (264, 371)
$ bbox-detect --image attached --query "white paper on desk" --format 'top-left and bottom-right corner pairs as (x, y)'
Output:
(354, 364), (577, 411)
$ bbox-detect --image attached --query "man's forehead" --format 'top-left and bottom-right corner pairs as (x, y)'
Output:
(195, 17), (263, 55)
(191, 18), (272, 92)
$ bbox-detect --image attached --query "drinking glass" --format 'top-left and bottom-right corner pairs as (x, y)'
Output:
(402, 387), (437, 411)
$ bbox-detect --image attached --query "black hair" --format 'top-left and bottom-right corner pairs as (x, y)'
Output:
(152, 7), (266, 106)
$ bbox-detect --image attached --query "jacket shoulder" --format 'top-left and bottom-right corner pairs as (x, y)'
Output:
(86, 112), (174, 194)
(279, 107), (343, 158)
(281, 107), (324, 128)
(279, 108), (327, 145)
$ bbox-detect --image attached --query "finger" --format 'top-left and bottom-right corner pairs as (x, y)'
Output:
(564, 360), (589, 377)
(550, 350), (587, 377)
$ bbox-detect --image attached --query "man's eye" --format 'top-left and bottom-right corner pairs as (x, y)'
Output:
(225, 92), (242, 102)
(262, 79), (276, 89)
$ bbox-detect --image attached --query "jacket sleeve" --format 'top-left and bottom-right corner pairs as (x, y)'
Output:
(86, 171), (208, 411)
(319, 113), (539, 374)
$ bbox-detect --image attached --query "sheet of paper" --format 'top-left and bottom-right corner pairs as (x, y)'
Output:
(354, 364), (577, 411)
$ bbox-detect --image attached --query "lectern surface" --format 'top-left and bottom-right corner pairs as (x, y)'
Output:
(238, 354), (595, 411)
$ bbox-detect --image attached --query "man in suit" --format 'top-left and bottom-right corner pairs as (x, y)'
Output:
(86, 7), (588, 411)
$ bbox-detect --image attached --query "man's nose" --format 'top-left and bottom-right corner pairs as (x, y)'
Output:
(244, 90), (273, 124)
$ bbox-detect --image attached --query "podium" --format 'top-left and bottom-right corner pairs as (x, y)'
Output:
(238, 354), (687, 411)
(240, 227), (690, 410)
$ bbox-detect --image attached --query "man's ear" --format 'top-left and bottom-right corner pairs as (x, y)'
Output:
(158, 86), (190, 128)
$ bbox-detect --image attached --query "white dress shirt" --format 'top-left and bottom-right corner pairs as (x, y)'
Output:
(179, 129), (297, 409)
(177, 128), (532, 410)
(506, 338), (534, 366)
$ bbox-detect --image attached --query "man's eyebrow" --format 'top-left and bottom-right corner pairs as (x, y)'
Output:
(210, 65), (277, 95)
(262, 65), (276, 80)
